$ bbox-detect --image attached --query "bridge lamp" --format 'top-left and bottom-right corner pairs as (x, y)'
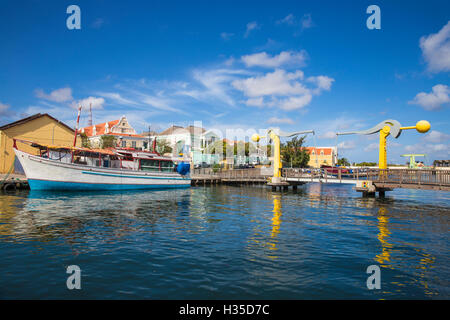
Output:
(337, 119), (430, 170)
(253, 129), (314, 183)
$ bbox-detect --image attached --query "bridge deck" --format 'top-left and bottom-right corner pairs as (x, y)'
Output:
(192, 168), (450, 191)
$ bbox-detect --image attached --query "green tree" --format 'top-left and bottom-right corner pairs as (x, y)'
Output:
(337, 157), (350, 166)
(156, 139), (173, 154)
(281, 136), (310, 168)
(100, 135), (117, 149)
(233, 141), (256, 156)
(208, 140), (232, 157)
(355, 161), (377, 167)
(80, 132), (91, 148)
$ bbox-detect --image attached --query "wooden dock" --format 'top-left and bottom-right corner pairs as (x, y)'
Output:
(0, 174), (29, 191)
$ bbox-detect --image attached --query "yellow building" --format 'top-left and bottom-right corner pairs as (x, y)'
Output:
(304, 147), (338, 168)
(0, 113), (80, 173)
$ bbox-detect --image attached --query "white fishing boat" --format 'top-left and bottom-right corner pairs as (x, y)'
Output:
(13, 139), (191, 191)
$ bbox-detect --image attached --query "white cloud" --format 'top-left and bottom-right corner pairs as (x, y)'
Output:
(276, 13), (314, 31)
(232, 69), (308, 98)
(232, 68), (334, 111)
(244, 21), (259, 38)
(267, 117), (294, 125)
(422, 130), (450, 143)
(96, 92), (138, 106)
(220, 32), (234, 41)
(279, 94), (312, 110)
(140, 94), (180, 113)
(35, 87), (73, 102)
(419, 21), (450, 73)
(0, 102), (10, 115)
(72, 96), (105, 109)
(241, 50), (307, 68)
(307, 75), (335, 94)
(177, 68), (249, 107)
(405, 143), (449, 154)
(408, 84), (450, 110)
(276, 14), (295, 25)
(301, 14), (314, 30)
(364, 142), (378, 152)
(319, 131), (337, 139)
(337, 140), (356, 150)
(92, 18), (105, 29)
(245, 97), (264, 107)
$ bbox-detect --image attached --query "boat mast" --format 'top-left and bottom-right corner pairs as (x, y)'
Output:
(71, 105), (82, 162)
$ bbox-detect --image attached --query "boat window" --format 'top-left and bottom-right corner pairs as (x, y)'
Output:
(140, 159), (160, 171)
(160, 160), (175, 172)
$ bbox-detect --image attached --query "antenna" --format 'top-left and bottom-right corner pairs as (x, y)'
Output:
(88, 103), (93, 126)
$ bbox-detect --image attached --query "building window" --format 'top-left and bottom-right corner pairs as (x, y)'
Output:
(121, 140), (126, 148)
(132, 141), (136, 148)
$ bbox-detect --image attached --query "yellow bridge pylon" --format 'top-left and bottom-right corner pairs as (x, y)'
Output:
(252, 129), (314, 182)
(337, 119), (430, 169)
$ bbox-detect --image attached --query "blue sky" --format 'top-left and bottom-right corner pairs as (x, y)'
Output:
(0, 0), (449, 163)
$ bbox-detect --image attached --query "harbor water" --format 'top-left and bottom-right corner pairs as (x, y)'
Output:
(0, 184), (449, 299)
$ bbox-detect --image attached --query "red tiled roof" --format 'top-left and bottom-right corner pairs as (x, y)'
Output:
(107, 132), (144, 138)
(82, 120), (119, 137)
(302, 147), (333, 156)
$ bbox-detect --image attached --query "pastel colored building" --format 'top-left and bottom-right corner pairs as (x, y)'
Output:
(0, 113), (80, 174)
(81, 116), (147, 150)
(303, 147), (338, 168)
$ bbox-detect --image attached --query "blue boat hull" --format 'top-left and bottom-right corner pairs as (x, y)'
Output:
(28, 179), (191, 191)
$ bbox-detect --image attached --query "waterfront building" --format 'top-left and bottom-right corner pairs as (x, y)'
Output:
(0, 113), (80, 174)
(157, 125), (221, 162)
(433, 160), (450, 168)
(303, 147), (338, 168)
(81, 116), (147, 150)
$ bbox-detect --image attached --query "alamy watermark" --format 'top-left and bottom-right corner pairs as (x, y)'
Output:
(366, 265), (381, 290)
(66, 5), (81, 30)
(66, 265), (81, 290)
(366, 5), (381, 30)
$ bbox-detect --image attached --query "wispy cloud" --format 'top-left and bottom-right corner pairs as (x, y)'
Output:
(276, 14), (295, 26)
(276, 13), (314, 34)
(301, 14), (314, 30)
(0, 102), (11, 116)
(241, 50), (307, 68)
(177, 68), (250, 107)
(422, 130), (450, 143)
(91, 18), (105, 29)
(71, 96), (105, 110)
(220, 32), (234, 41)
(244, 21), (260, 38)
(408, 84), (450, 110)
(96, 92), (139, 106)
(232, 68), (334, 111)
(267, 117), (294, 125)
(419, 20), (450, 73)
(35, 87), (73, 102)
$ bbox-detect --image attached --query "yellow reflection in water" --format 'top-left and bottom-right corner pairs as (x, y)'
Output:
(374, 206), (438, 296)
(375, 207), (393, 266)
(268, 195), (282, 251)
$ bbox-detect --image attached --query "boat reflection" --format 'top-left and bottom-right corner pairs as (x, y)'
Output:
(0, 189), (194, 244)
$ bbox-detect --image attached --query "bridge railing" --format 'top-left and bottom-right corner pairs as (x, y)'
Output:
(372, 169), (450, 186)
(282, 167), (379, 181)
(191, 168), (270, 180)
(192, 167), (450, 188)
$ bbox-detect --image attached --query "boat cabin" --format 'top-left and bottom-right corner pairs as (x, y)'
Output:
(25, 140), (177, 173)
